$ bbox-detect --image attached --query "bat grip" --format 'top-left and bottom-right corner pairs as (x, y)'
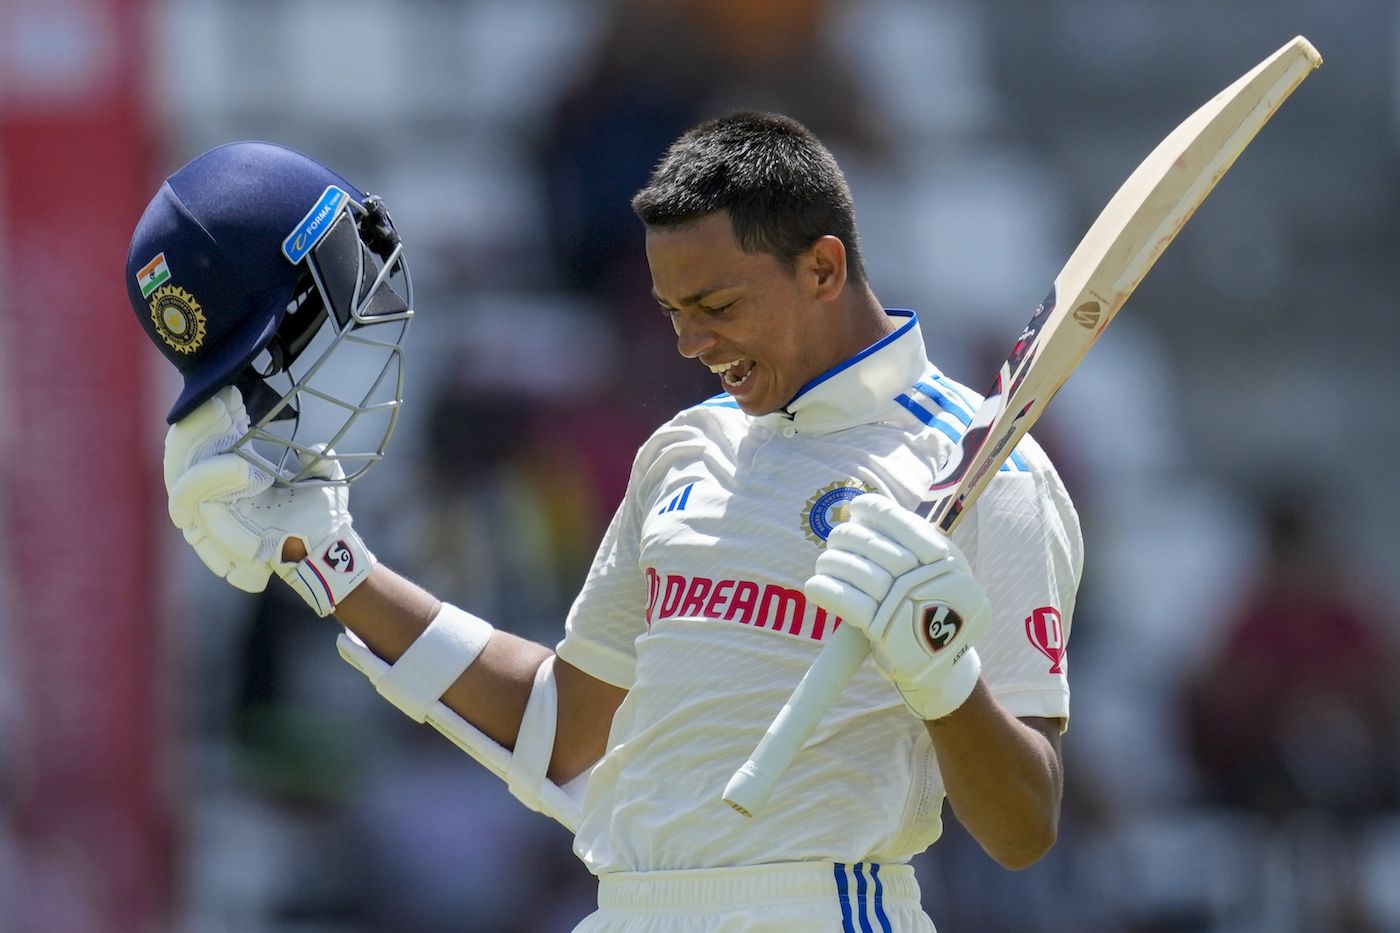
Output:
(722, 624), (870, 817)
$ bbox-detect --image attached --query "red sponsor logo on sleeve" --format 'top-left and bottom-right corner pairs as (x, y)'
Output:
(1025, 606), (1065, 674)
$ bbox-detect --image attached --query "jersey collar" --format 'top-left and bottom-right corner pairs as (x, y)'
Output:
(770, 309), (928, 435)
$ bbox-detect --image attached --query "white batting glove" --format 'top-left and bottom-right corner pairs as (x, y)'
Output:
(164, 387), (277, 593)
(804, 494), (991, 721)
(164, 387), (376, 616)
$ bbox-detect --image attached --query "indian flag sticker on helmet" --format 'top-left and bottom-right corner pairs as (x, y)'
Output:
(135, 252), (172, 299)
(149, 285), (207, 354)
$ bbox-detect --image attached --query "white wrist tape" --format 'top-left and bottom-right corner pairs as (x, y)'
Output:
(279, 525), (376, 617)
(374, 603), (494, 721)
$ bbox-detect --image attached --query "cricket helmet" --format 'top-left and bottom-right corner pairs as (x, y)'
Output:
(125, 141), (414, 484)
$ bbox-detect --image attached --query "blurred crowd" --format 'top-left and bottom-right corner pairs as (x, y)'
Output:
(6, 0), (1400, 930)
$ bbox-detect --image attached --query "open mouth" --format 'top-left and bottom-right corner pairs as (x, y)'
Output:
(707, 358), (756, 389)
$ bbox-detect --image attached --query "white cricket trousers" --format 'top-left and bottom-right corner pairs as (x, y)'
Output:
(572, 861), (937, 932)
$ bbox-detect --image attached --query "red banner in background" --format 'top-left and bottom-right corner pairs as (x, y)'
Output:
(0, 1), (170, 930)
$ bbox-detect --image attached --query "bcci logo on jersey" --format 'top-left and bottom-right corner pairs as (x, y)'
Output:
(802, 480), (877, 545)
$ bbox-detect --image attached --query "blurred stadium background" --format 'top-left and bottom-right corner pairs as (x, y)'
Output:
(2, 0), (1399, 930)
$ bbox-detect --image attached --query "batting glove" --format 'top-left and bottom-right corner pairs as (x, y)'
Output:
(164, 387), (375, 617)
(804, 494), (991, 721)
(164, 386), (276, 592)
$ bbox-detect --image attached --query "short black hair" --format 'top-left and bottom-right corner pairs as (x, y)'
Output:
(631, 112), (867, 285)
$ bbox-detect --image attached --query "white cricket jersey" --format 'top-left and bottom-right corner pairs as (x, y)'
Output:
(556, 310), (1083, 876)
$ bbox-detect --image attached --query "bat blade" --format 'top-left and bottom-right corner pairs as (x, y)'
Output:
(722, 35), (1322, 818)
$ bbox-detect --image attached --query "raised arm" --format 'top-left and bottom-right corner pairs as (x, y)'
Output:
(166, 387), (625, 827)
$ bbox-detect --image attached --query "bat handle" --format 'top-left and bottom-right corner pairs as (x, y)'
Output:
(722, 624), (870, 817)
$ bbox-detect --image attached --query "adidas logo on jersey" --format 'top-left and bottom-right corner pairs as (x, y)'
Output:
(657, 482), (696, 515)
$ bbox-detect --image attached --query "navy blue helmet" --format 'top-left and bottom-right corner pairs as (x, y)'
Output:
(126, 141), (413, 483)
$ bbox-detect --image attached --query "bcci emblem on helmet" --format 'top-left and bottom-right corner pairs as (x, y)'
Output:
(148, 285), (207, 354)
(919, 603), (963, 654)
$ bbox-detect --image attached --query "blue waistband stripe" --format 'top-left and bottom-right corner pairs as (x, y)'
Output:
(853, 863), (876, 933)
(834, 862), (856, 933)
(835, 862), (893, 933)
(871, 863), (893, 932)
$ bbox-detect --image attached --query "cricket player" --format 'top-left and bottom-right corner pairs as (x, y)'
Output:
(134, 113), (1082, 931)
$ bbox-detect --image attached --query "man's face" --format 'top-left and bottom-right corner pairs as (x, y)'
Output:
(646, 212), (834, 416)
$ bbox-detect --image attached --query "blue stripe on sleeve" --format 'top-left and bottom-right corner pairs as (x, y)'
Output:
(925, 377), (1032, 473)
(897, 394), (1017, 472)
(932, 374), (979, 412)
(915, 380), (972, 426)
(834, 863), (856, 933)
(893, 394), (960, 443)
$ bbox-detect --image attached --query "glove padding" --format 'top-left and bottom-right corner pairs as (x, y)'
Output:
(164, 386), (375, 616)
(164, 387), (276, 592)
(804, 493), (991, 721)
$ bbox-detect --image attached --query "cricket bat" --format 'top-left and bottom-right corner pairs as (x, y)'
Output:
(723, 35), (1323, 818)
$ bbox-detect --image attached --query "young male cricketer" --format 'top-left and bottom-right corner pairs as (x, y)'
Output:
(149, 112), (1083, 931)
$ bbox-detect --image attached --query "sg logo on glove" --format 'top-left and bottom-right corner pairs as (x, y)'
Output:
(325, 540), (356, 573)
(920, 604), (964, 655)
